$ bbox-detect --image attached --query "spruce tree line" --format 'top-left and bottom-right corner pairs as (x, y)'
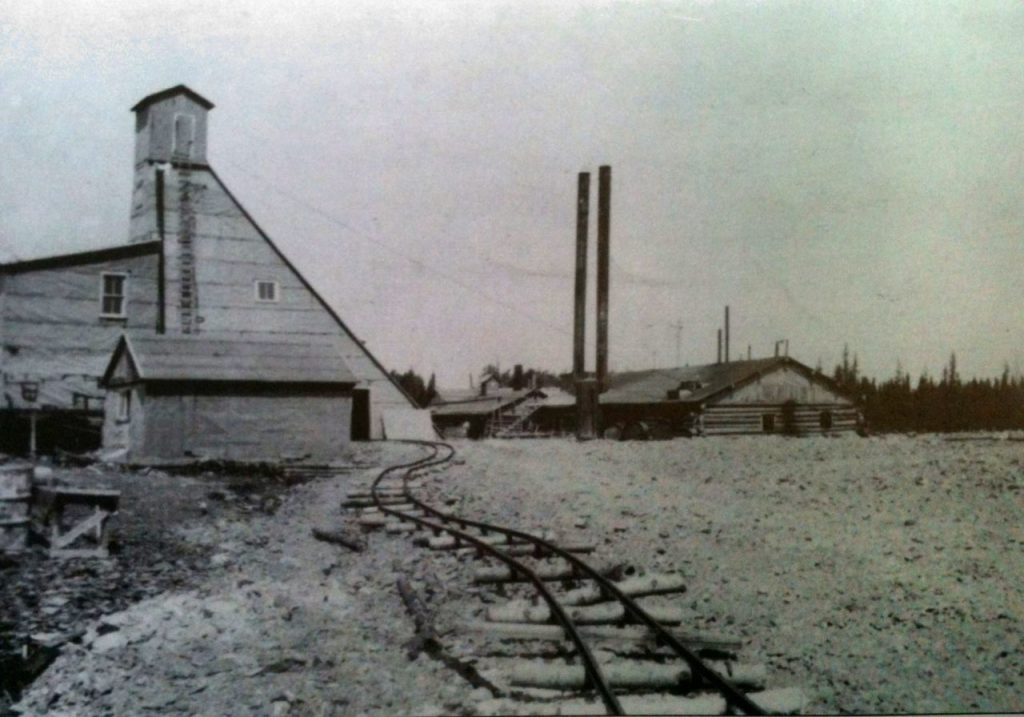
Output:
(830, 345), (1024, 432)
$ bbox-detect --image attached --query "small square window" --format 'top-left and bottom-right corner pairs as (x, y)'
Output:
(100, 273), (127, 318)
(255, 280), (279, 303)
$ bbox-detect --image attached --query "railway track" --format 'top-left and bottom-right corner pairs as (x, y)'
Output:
(343, 440), (809, 715)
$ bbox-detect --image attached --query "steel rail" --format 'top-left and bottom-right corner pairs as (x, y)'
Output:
(371, 441), (624, 715)
(371, 440), (765, 715)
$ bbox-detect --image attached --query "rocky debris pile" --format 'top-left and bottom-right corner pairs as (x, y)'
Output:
(12, 444), (484, 717)
(0, 461), (296, 709)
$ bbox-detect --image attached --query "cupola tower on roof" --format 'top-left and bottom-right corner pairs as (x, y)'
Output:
(131, 85), (214, 166)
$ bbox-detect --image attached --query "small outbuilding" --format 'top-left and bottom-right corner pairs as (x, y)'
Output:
(100, 335), (356, 462)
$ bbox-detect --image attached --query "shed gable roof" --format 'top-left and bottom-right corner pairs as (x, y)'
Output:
(101, 334), (357, 386)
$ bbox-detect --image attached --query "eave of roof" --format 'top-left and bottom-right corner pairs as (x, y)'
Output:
(101, 334), (358, 386)
(0, 241), (161, 275)
(131, 85), (214, 112)
(600, 356), (855, 406)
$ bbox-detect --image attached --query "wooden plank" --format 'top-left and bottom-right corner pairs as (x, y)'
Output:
(51, 548), (110, 559)
(560, 573), (686, 606)
(474, 562), (612, 584)
(474, 694), (727, 716)
(459, 620), (743, 652)
(51, 511), (107, 551)
(750, 687), (810, 714)
(506, 660), (766, 690)
(311, 526), (365, 552)
(487, 599), (687, 625)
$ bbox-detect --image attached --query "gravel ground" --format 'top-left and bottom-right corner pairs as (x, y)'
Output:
(8, 435), (1023, 715)
(440, 434), (1024, 714)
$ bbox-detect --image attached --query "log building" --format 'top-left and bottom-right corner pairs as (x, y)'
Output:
(599, 357), (861, 437)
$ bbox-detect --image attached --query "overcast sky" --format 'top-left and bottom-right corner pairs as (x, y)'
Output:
(2, 0), (1022, 387)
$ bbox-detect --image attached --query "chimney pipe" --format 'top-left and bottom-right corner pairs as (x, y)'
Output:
(724, 305), (730, 363)
(573, 172), (597, 440)
(596, 166), (611, 392)
(717, 329), (722, 364)
(747, 344), (752, 361)
(573, 172), (589, 379)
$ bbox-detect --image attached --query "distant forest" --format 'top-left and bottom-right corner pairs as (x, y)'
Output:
(395, 350), (1024, 432)
(829, 346), (1024, 433)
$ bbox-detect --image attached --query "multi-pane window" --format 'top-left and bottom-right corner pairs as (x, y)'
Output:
(100, 273), (127, 317)
(255, 280), (279, 303)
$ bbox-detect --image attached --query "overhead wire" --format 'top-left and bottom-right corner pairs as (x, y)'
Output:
(218, 156), (654, 362)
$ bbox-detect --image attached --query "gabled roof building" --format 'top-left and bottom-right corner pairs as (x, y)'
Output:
(599, 356), (861, 437)
(0, 85), (417, 455)
(100, 335), (357, 462)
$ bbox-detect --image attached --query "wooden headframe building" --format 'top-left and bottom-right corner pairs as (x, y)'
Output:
(0, 85), (416, 456)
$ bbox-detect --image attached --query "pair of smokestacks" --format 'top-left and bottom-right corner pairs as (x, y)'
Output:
(572, 166), (611, 389)
(717, 306), (731, 364)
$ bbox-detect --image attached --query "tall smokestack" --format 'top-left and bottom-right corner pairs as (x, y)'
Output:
(717, 329), (722, 364)
(573, 173), (589, 379)
(596, 166), (611, 390)
(724, 305), (730, 363)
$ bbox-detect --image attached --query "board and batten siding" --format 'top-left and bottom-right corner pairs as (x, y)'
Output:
(0, 253), (159, 408)
(129, 161), (412, 438)
(135, 390), (353, 462)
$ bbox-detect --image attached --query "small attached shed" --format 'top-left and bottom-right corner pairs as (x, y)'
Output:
(100, 335), (357, 462)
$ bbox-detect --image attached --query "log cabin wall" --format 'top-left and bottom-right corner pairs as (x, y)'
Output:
(702, 404), (860, 435)
(703, 365), (858, 435)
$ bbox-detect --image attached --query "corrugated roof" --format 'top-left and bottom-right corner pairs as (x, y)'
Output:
(601, 357), (825, 405)
(103, 335), (356, 385)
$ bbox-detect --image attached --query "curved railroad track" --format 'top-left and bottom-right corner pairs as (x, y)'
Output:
(343, 440), (808, 716)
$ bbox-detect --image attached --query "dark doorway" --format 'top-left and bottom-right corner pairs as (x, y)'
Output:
(351, 390), (370, 441)
(819, 410), (833, 431)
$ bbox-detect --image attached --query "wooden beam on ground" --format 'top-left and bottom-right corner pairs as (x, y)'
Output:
(506, 660), (767, 690)
(311, 526), (366, 552)
(487, 599), (687, 625)
(459, 620), (743, 653)
(474, 562), (614, 584)
(396, 575), (438, 658)
(500, 542), (595, 557)
(473, 694), (728, 716)
(560, 572), (686, 606)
